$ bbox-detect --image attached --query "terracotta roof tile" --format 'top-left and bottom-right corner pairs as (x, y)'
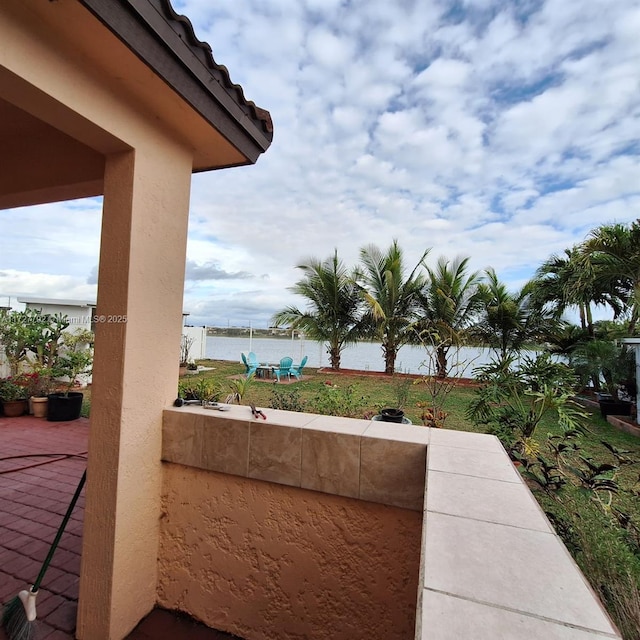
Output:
(159, 0), (273, 139)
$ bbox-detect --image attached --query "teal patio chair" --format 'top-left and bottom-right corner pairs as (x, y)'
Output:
(241, 352), (258, 378)
(273, 356), (293, 382)
(290, 355), (308, 380)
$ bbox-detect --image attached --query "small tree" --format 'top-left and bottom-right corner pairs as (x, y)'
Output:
(52, 329), (94, 396)
(0, 309), (70, 378)
(225, 373), (254, 404)
(180, 334), (194, 367)
(414, 334), (476, 428)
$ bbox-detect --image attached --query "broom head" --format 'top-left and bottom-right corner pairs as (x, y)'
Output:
(1, 589), (38, 640)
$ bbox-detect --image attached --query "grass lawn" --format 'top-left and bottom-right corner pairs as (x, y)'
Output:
(84, 359), (640, 638)
(179, 359), (481, 426)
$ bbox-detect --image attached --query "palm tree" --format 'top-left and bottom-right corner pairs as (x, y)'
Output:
(583, 219), (640, 334)
(419, 255), (484, 377)
(271, 250), (362, 370)
(357, 240), (429, 374)
(541, 321), (589, 367)
(472, 269), (548, 360)
(529, 246), (625, 336)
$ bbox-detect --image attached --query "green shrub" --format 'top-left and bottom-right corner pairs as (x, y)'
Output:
(467, 355), (587, 457)
(308, 382), (368, 418)
(0, 378), (28, 401)
(269, 386), (305, 412)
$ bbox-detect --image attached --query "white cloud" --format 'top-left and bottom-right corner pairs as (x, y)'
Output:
(2, 0), (639, 328)
(306, 27), (355, 69)
(0, 269), (97, 302)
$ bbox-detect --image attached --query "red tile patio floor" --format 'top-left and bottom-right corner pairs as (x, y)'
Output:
(0, 415), (240, 640)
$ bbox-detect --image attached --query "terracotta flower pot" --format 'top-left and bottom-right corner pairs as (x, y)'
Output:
(31, 396), (48, 418)
(2, 399), (28, 417)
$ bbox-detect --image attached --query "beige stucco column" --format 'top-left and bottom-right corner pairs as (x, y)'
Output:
(77, 144), (192, 639)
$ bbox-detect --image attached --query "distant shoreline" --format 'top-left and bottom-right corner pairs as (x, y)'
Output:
(204, 327), (295, 339)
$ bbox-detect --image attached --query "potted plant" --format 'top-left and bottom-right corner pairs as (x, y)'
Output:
(191, 378), (221, 405)
(21, 369), (55, 418)
(177, 380), (198, 402)
(379, 407), (405, 423)
(48, 337), (93, 422)
(175, 378), (221, 406)
(0, 377), (28, 417)
(378, 375), (412, 423)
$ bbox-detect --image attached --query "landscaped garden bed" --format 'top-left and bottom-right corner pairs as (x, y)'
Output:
(166, 358), (639, 639)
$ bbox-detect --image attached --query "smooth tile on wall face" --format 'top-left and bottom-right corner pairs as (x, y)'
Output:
(200, 417), (251, 477)
(360, 437), (426, 510)
(301, 430), (360, 498)
(162, 410), (202, 466)
(248, 422), (302, 487)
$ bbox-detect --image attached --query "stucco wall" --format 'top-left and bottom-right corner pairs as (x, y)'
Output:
(159, 463), (422, 640)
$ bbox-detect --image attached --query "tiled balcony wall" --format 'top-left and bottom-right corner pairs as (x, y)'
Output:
(160, 406), (621, 640)
(419, 428), (621, 640)
(160, 407), (426, 639)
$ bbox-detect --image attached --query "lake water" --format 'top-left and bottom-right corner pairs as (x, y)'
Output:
(205, 335), (535, 376)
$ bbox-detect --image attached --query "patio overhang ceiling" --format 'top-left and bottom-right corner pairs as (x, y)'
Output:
(0, 0), (273, 209)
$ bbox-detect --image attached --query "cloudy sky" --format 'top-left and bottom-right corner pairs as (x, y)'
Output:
(1, 0), (639, 327)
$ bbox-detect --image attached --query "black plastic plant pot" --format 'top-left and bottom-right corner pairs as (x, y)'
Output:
(379, 408), (405, 423)
(47, 392), (84, 422)
(599, 399), (632, 418)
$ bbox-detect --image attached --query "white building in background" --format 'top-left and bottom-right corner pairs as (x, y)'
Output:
(18, 297), (96, 330)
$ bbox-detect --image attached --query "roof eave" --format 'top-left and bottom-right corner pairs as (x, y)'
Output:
(79, 0), (273, 166)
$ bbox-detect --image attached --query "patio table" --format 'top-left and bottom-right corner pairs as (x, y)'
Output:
(255, 364), (275, 379)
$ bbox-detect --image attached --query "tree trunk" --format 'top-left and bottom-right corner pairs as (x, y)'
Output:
(628, 288), (639, 334)
(329, 346), (341, 370)
(436, 346), (447, 378)
(585, 304), (594, 337)
(383, 342), (397, 375)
